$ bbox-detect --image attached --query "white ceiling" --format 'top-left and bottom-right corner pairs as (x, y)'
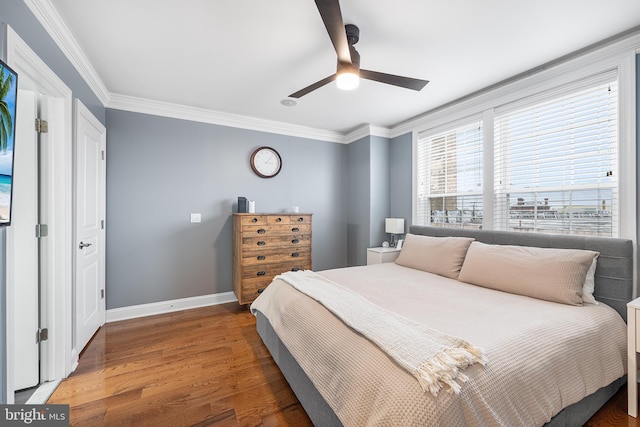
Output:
(47, 0), (640, 135)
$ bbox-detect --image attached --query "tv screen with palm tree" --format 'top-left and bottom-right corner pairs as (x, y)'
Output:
(0, 59), (17, 226)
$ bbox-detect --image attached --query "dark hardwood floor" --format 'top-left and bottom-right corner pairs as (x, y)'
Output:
(48, 303), (638, 426)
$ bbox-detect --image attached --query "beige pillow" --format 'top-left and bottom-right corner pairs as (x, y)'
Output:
(582, 257), (599, 305)
(458, 241), (599, 306)
(395, 234), (474, 279)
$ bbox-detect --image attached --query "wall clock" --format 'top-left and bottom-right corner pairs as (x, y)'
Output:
(250, 146), (282, 178)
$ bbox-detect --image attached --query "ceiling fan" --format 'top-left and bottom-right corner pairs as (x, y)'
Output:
(288, 0), (429, 99)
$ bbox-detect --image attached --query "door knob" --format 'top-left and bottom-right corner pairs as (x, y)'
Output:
(79, 241), (92, 249)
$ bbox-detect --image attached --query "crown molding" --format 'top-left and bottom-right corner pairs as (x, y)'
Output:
(22, 0), (110, 105)
(108, 93), (348, 143)
(343, 125), (391, 143)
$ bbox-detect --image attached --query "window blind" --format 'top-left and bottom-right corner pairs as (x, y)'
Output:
(494, 74), (618, 236)
(417, 120), (483, 228)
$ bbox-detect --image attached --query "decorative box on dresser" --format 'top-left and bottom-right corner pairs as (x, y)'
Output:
(233, 213), (312, 305)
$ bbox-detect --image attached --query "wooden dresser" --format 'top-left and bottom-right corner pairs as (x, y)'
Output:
(232, 213), (312, 305)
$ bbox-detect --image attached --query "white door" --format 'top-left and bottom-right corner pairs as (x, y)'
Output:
(9, 90), (39, 390)
(74, 99), (106, 352)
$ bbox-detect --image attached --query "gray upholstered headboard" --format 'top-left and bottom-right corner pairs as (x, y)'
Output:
(410, 226), (635, 321)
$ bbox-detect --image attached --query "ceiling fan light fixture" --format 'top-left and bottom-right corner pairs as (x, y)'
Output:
(336, 67), (360, 91)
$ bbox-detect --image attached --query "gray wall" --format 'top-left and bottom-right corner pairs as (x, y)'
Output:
(390, 132), (413, 223)
(370, 136), (391, 247)
(346, 137), (371, 266)
(346, 135), (394, 266)
(105, 109), (347, 308)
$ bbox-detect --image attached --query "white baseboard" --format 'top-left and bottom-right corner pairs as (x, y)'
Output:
(106, 292), (237, 323)
(25, 380), (62, 404)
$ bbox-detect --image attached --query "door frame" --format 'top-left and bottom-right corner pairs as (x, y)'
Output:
(5, 24), (75, 402)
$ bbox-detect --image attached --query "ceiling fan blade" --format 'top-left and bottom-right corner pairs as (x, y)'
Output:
(360, 69), (429, 91)
(314, 0), (351, 64)
(289, 74), (337, 98)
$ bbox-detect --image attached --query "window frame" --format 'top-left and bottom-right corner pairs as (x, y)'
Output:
(416, 116), (484, 229)
(493, 74), (619, 237)
(411, 38), (636, 243)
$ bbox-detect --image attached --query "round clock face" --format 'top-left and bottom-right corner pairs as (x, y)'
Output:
(250, 146), (282, 178)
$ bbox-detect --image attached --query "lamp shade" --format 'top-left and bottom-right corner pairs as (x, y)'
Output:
(385, 218), (405, 234)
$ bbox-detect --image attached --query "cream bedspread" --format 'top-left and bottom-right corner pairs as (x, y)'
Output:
(273, 270), (487, 395)
(251, 263), (627, 426)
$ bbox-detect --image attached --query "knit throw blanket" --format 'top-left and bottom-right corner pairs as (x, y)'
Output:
(274, 270), (488, 395)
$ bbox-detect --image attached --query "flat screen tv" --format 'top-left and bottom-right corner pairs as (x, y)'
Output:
(0, 58), (17, 227)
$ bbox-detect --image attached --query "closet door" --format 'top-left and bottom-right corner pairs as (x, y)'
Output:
(10, 89), (40, 390)
(74, 99), (106, 353)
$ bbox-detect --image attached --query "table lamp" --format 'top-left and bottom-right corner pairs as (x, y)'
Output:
(385, 218), (405, 248)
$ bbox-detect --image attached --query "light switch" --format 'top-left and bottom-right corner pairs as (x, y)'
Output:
(190, 213), (201, 223)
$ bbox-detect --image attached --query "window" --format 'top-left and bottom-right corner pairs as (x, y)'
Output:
(417, 120), (483, 229)
(415, 71), (620, 238)
(494, 74), (618, 237)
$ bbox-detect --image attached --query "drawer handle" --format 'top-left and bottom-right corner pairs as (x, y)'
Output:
(257, 228), (266, 234)
(291, 252), (299, 257)
(276, 217), (282, 222)
(257, 271), (266, 276)
(291, 227), (300, 232)
(291, 239), (299, 244)
(298, 217), (304, 222)
(257, 255), (266, 260)
(291, 267), (300, 272)
(257, 288), (265, 294)
(252, 217), (258, 223)
(257, 241), (266, 246)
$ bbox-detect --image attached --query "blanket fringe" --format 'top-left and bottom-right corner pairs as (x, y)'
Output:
(415, 343), (488, 395)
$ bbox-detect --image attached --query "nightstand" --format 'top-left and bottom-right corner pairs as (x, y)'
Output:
(628, 297), (640, 417)
(367, 247), (401, 265)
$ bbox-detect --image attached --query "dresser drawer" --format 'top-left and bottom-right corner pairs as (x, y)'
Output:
(240, 278), (273, 303)
(291, 215), (312, 225)
(240, 215), (268, 227)
(241, 248), (311, 266)
(242, 234), (311, 249)
(267, 215), (290, 225)
(243, 223), (311, 237)
(242, 262), (309, 280)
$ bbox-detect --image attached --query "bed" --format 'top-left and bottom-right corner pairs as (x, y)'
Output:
(250, 226), (634, 426)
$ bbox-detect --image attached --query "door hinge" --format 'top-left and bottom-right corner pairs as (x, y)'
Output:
(37, 328), (48, 343)
(101, 289), (105, 299)
(101, 150), (105, 160)
(101, 220), (105, 230)
(35, 118), (48, 133)
(35, 224), (48, 238)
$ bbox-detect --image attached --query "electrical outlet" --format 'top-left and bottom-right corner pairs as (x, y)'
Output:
(190, 213), (201, 223)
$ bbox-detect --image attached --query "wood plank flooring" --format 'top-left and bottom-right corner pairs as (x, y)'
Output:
(48, 303), (638, 426)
